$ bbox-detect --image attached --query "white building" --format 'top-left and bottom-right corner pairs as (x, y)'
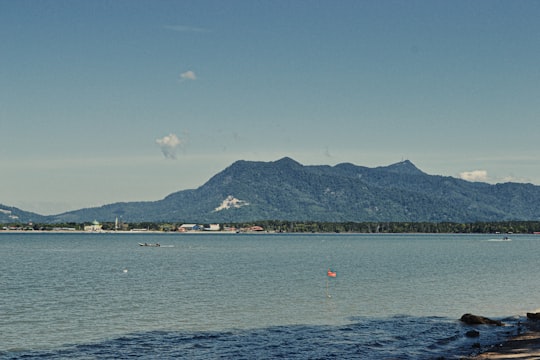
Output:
(84, 220), (103, 232)
(204, 224), (220, 231)
(178, 224), (201, 232)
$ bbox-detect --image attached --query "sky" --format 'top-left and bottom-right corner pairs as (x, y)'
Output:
(1, 0), (540, 215)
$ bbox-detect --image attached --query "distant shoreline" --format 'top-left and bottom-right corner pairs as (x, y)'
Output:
(0, 230), (538, 236)
(0, 229), (271, 235)
(4, 220), (540, 234)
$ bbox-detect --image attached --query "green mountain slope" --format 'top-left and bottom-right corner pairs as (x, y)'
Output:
(41, 157), (540, 223)
(0, 204), (47, 224)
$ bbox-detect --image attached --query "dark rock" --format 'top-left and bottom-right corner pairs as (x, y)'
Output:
(465, 330), (480, 338)
(527, 312), (540, 320)
(460, 313), (504, 326)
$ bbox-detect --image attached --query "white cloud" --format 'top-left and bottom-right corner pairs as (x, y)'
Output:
(180, 70), (197, 81)
(156, 133), (181, 159)
(459, 170), (488, 182)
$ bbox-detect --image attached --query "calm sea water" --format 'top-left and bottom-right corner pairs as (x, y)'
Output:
(2, 233), (540, 359)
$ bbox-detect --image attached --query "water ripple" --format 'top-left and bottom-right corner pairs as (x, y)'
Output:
(1, 316), (513, 359)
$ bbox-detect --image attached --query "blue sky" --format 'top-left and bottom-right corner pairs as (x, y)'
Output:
(1, 0), (539, 215)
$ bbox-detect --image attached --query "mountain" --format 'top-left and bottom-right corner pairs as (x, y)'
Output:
(5, 157), (540, 224)
(33, 157), (540, 224)
(0, 204), (47, 224)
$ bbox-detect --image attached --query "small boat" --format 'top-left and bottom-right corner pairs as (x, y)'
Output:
(486, 237), (511, 242)
(138, 243), (160, 247)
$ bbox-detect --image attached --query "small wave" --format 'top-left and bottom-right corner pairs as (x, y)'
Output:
(2, 316), (516, 359)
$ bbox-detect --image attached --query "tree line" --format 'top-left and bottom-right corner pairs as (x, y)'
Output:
(5, 220), (540, 234)
(226, 220), (540, 234)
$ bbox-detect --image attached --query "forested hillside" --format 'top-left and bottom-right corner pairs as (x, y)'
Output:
(32, 157), (540, 224)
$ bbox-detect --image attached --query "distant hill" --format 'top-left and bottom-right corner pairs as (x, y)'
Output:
(0, 205), (47, 224)
(28, 157), (540, 224)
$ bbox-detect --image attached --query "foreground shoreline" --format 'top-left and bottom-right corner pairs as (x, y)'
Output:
(464, 321), (540, 359)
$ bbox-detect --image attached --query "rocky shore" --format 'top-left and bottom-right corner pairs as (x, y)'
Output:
(462, 313), (540, 359)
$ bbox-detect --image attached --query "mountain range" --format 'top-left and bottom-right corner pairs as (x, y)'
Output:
(3, 157), (540, 224)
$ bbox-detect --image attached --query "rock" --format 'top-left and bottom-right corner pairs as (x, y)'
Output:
(527, 312), (540, 320)
(465, 329), (480, 338)
(460, 313), (504, 326)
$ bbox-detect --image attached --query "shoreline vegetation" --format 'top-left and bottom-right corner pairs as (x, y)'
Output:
(2, 220), (540, 234)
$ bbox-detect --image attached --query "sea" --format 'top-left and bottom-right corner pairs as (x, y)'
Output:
(2, 232), (539, 359)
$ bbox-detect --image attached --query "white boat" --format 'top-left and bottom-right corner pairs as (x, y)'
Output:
(486, 237), (511, 242)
